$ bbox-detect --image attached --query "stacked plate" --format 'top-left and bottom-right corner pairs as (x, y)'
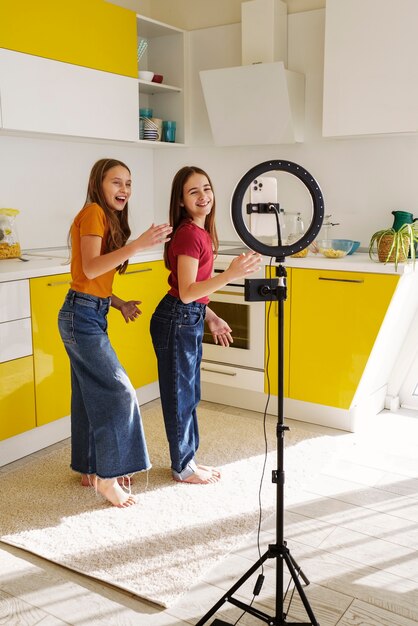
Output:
(143, 129), (158, 141)
(141, 117), (159, 141)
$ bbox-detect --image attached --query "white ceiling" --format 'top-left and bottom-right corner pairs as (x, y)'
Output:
(108, 0), (325, 30)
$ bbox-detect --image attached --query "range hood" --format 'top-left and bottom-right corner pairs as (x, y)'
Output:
(199, 0), (305, 146)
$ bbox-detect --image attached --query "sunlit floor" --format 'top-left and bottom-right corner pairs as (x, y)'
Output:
(0, 403), (417, 626)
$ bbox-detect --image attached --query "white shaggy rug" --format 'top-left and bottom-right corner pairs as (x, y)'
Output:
(0, 401), (344, 607)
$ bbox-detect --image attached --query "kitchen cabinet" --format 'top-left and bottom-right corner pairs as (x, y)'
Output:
(0, 357), (36, 441)
(264, 266), (291, 397)
(0, 0), (137, 77)
(136, 15), (187, 145)
(108, 260), (169, 389)
(0, 279), (32, 362)
(288, 268), (399, 409)
(29, 261), (168, 429)
(0, 279), (35, 441)
(323, 0), (418, 137)
(30, 273), (72, 427)
(0, 49), (139, 141)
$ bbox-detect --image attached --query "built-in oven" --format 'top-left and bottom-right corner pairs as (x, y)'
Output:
(202, 256), (265, 370)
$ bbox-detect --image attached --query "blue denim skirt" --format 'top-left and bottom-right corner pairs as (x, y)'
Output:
(58, 289), (151, 479)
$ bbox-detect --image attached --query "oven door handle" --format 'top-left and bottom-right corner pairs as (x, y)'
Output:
(215, 289), (245, 297)
(201, 367), (237, 376)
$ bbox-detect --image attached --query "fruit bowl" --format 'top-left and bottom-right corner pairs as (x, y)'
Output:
(316, 239), (354, 258)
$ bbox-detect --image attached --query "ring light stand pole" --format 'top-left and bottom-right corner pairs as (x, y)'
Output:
(196, 161), (324, 626)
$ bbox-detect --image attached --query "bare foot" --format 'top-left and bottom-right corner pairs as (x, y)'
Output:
(81, 474), (133, 488)
(198, 464), (221, 479)
(174, 466), (221, 484)
(94, 477), (138, 508)
(81, 474), (95, 487)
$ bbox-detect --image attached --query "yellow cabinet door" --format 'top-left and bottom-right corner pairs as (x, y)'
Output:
(289, 269), (399, 409)
(30, 274), (72, 427)
(108, 261), (169, 390)
(264, 266), (291, 397)
(0, 356), (36, 440)
(0, 0), (137, 77)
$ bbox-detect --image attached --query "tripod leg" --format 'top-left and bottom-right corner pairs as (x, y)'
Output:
(287, 548), (310, 586)
(195, 551), (271, 626)
(283, 550), (319, 626)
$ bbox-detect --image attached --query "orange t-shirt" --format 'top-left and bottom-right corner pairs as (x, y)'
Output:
(70, 203), (116, 298)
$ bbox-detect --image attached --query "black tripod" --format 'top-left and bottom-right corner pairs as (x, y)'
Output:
(196, 264), (319, 626)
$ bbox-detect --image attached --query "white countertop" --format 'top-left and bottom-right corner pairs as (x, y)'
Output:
(0, 246), (414, 283)
(0, 248), (164, 283)
(218, 251), (414, 275)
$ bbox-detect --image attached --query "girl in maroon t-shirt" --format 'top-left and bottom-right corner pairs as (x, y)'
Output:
(150, 166), (261, 484)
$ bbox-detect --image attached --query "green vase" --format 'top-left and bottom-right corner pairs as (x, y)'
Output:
(391, 210), (417, 231)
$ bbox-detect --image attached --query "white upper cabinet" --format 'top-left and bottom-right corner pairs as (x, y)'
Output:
(323, 0), (418, 137)
(0, 49), (139, 141)
(136, 15), (187, 145)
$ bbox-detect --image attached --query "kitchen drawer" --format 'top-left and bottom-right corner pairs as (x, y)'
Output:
(201, 361), (264, 392)
(0, 318), (32, 363)
(0, 279), (30, 322)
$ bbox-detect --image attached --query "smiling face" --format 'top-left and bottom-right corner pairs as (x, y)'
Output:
(102, 165), (132, 212)
(181, 172), (214, 227)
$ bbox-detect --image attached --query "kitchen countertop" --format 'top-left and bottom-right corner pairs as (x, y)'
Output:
(217, 246), (415, 275)
(0, 245), (415, 282)
(0, 248), (164, 283)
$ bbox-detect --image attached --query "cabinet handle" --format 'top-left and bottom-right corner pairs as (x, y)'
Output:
(125, 268), (153, 275)
(47, 280), (71, 287)
(201, 367), (237, 376)
(318, 277), (364, 284)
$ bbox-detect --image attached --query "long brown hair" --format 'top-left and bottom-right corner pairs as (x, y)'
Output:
(84, 158), (132, 274)
(163, 166), (219, 269)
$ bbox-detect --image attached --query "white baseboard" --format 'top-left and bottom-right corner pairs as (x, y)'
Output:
(201, 382), (381, 433)
(0, 415), (71, 467)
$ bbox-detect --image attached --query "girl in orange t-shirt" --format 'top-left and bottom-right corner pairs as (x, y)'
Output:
(58, 158), (172, 508)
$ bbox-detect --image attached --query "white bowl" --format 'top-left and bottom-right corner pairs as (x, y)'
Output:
(139, 70), (154, 82)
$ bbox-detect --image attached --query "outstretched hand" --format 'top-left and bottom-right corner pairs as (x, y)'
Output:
(226, 251), (262, 281)
(135, 223), (173, 251)
(120, 300), (142, 323)
(206, 315), (233, 347)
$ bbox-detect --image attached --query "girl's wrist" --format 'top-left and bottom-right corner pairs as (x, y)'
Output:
(127, 239), (141, 256)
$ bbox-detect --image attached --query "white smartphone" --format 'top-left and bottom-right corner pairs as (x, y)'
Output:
(249, 176), (278, 237)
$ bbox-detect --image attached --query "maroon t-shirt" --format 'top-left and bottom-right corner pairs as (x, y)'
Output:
(168, 220), (214, 304)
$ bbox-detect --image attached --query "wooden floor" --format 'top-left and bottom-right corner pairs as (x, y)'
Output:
(1, 402), (418, 625)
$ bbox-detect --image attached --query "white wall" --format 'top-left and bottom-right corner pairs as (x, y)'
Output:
(3, 8), (418, 253)
(0, 135), (155, 250)
(154, 10), (418, 247)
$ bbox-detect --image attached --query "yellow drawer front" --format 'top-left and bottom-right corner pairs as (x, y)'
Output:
(109, 261), (169, 390)
(0, 0), (137, 77)
(264, 266), (291, 397)
(30, 274), (72, 427)
(289, 269), (399, 409)
(0, 356), (36, 440)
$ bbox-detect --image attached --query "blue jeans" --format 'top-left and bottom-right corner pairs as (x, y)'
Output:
(150, 294), (206, 480)
(58, 289), (151, 479)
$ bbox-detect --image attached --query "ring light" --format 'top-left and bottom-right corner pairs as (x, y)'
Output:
(231, 160), (325, 260)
